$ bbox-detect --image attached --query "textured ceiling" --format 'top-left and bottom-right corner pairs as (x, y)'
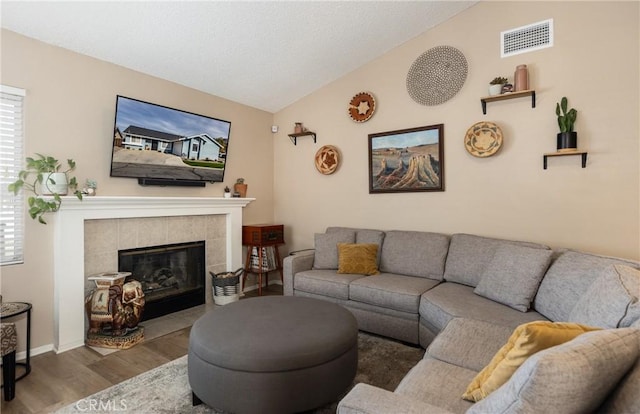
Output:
(1, 1), (477, 112)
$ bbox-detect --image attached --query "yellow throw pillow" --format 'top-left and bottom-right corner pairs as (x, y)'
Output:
(337, 243), (379, 275)
(462, 321), (600, 402)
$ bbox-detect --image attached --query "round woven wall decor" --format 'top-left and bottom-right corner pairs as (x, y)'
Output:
(348, 92), (376, 123)
(406, 46), (468, 106)
(315, 145), (340, 175)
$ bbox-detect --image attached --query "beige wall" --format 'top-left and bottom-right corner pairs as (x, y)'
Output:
(274, 2), (640, 259)
(0, 29), (275, 351)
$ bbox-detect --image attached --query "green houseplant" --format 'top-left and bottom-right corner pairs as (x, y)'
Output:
(555, 96), (578, 151)
(489, 77), (508, 96)
(8, 154), (82, 224)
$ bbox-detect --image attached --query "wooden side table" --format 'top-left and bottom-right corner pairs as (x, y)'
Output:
(0, 302), (32, 383)
(242, 224), (284, 296)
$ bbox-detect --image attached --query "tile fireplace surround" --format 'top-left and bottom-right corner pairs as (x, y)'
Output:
(52, 196), (253, 353)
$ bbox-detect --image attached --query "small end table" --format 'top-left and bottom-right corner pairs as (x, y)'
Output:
(242, 224), (285, 296)
(0, 302), (32, 382)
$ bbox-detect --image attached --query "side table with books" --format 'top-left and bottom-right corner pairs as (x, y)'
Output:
(242, 224), (285, 296)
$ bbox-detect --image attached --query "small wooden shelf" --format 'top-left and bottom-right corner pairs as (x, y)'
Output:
(480, 90), (536, 114)
(288, 131), (317, 145)
(543, 150), (588, 169)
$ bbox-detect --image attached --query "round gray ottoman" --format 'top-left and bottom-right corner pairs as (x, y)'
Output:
(188, 296), (358, 414)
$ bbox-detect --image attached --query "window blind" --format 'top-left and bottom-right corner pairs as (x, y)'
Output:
(1, 85), (26, 265)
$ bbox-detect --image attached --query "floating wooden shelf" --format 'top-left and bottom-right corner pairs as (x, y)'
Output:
(481, 90), (536, 114)
(288, 131), (317, 145)
(543, 150), (588, 169)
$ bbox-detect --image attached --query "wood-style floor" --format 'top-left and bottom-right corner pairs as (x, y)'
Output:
(1, 285), (282, 414)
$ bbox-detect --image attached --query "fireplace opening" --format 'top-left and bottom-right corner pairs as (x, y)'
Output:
(118, 241), (206, 321)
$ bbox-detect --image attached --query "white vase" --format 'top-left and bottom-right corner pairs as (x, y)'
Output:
(40, 172), (68, 195)
(488, 84), (503, 96)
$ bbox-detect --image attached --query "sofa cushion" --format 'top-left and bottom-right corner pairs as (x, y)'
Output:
(569, 264), (640, 328)
(294, 269), (365, 300)
(395, 358), (475, 414)
(420, 283), (546, 333)
(349, 274), (439, 314)
(599, 357), (640, 414)
(313, 230), (356, 269)
(444, 234), (550, 287)
(462, 321), (600, 402)
(534, 250), (640, 322)
(327, 227), (386, 265)
(379, 231), (450, 280)
(337, 243), (380, 276)
(468, 328), (640, 414)
(474, 245), (553, 312)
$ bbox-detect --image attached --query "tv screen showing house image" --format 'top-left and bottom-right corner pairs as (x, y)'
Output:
(110, 95), (231, 183)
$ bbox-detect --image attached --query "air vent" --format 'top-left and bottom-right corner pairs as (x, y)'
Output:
(501, 19), (553, 58)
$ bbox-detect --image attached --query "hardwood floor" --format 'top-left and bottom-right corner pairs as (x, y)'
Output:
(0, 285), (282, 414)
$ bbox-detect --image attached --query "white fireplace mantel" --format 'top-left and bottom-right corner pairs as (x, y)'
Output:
(51, 196), (253, 353)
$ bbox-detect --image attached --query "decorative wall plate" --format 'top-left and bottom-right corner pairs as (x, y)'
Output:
(406, 46), (468, 106)
(464, 121), (503, 158)
(348, 92), (376, 122)
(315, 145), (340, 175)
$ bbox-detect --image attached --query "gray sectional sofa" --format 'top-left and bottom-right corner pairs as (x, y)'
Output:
(282, 227), (640, 413)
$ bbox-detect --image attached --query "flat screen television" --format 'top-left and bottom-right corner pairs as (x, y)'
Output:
(110, 95), (231, 186)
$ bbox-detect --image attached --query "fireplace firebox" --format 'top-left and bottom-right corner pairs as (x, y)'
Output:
(118, 241), (206, 321)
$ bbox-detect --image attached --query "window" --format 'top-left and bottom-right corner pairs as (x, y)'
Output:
(0, 85), (26, 265)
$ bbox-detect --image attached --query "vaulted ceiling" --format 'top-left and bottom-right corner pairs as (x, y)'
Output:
(1, 1), (477, 112)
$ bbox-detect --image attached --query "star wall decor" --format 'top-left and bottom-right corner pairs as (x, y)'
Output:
(348, 92), (376, 123)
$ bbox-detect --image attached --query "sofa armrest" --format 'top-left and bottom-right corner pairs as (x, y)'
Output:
(282, 250), (315, 296)
(338, 383), (455, 414)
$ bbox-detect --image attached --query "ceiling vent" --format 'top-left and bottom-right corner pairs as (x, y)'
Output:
(501, 19), (553, 58)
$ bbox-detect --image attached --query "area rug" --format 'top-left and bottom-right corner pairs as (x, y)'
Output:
(55, 332), (424, 413)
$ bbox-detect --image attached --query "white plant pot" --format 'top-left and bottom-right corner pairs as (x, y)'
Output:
(488, 84), (503, 96)
(40, 172), (68, 195)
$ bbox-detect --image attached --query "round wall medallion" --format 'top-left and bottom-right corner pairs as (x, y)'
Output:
(348, 92), (376, 123)
(464, 121), (503, 158)
(406, 46), (468, 106)
(315, 145), (340, 175)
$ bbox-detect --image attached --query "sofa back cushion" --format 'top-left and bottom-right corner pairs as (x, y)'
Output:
(468, 328), (640, 414)
(379, 230), (450, 280)
(313, 229), (356, 269)
(444, 234), (550, 287)
(534, 250), (640, 323)
(327, 227), (385, 265)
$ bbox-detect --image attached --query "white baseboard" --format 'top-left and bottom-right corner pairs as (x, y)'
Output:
(17, 343), (54, 361)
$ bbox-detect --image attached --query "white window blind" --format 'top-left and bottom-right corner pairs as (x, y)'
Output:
(1, 85), (26, 265)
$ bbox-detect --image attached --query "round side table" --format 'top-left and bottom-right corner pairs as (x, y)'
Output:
(1, 302), (32, 382)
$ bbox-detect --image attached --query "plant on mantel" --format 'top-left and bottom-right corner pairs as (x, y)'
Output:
(8, 154), (82, 224)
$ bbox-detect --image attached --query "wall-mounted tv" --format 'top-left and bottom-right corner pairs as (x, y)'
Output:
(110, 95), (231, 186)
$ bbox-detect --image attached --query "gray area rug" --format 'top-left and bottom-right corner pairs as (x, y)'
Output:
(55, 332), (424, 414)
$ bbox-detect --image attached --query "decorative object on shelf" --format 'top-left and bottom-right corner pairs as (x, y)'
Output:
(85, 272), (145, 349)
(234, 178), (247, 198)
(480, 90), (536, 115)
(294, 122), (304, 133)
(555, 96), (578, 152)
(348, 92), (376, 122)
(82, 179), (97, 196)
(369, 124), (444, 193)
(489, 77), (508, 96)
(223, 186), (231, 198)
(406, 46), (468, 106)
(8, 154), (83, 224)
(464, 121), (504, 158)
(314, 145), (340, 175)
(514, 64), (529, 92)
(210, 268), (243, 305)
(502, 83), (514, 93)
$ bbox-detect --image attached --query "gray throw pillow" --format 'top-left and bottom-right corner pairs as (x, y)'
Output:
(569, 264), (640, 328)
(474, 244), (553, 312)
(313, 230), (356, 269)
(468, 328), (640, 414)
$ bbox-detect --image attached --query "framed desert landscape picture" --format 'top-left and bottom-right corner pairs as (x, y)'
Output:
(368, 124), (444, 193)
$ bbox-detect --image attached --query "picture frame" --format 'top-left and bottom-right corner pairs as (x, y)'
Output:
(368, 124), (444, 193)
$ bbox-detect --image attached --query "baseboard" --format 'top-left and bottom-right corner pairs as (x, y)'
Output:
(17, 343), (54, 360)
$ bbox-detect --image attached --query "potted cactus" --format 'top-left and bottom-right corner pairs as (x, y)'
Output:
(489, 77), (508, 96)
(8, 154), (82, 224)
(556, 96), (578, 151)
